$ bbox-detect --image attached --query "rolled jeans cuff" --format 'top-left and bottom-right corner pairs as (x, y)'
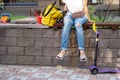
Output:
(78, 47), (85, 51)
(60, 48), (67, 51)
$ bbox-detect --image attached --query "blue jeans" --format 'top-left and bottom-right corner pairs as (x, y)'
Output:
(60, 12), (88, 51)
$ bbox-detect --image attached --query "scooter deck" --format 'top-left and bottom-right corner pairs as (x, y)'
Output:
(89, 65), (120, 74)
(99, 68), (120, 73)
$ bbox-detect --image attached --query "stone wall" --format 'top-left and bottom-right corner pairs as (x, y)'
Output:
(0, 28), (120, 68)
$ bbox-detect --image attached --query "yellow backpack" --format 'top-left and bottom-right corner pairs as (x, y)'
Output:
(42, 1), (63, 27)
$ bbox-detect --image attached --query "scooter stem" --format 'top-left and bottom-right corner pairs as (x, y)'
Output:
(94, 32), (100, 66)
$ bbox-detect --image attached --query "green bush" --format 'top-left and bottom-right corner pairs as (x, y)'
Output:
(10, 15), (28, 20)
(88, 5), (103, 22)
(88, 5), (117, 23)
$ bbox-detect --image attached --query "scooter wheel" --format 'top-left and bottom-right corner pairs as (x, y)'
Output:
(91, 68), (98, 75)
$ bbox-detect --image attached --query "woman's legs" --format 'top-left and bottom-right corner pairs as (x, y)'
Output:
(74, 16), (88, 61)
(60, 16), (73, 51)
(56, 12), (73, 60)
(56, 14), (88, 61)
(74, 16), (87, 51)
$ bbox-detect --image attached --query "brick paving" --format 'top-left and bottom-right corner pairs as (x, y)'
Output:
(0, 64), (120, 80)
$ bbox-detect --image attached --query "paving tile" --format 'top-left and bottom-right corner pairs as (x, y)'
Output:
(32, 72), (52, 78)
(27, 77), (48, 80)
(19, 67), (39, 73)
(7, 76), (28, 80)
(117, 76), (120, 80)
(28, 77), (48, 80)
(79, 69), (90, 75)
(55, 69), (74, 75)
(82, 75), (90, 80)
(70, 74), (90, 80)
(89, 75), (97, 80)
(96, 74), (111, 80)
(40, 66), (53, 69)
(116, 74), (120, 77)
(48, 78), (68, 80)
(0, 74), (10, 80)
(52, 74), (70, 79)
(110, 77), (117, 80)
(1, 73), (15, 77)
(0, 70), (4, 74)
(117, 78), (120, 80)
(104, 74), (111, 76)
(52, 69), (73, 79)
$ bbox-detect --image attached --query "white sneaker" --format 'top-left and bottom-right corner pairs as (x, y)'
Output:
(80, 51), (87, 61)
(56, 51), (66, 60)
(80, 54), (87, 61)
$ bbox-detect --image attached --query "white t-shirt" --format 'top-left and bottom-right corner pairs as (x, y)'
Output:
(62, 0), (83, 13)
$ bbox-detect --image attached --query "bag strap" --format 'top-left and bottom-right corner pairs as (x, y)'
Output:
(42, 1), (56, 17)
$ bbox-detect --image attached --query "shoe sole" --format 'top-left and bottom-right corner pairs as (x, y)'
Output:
(56, 56), (63, 60)
(80, 58), (87, 62)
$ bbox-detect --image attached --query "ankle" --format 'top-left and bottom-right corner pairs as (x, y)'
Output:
(61, 50), (65, 53)
(80, 50), (85, 55)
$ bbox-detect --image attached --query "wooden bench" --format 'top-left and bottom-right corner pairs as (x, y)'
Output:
(53, 22), (120, 30)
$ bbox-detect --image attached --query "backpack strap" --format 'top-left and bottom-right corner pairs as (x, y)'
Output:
(42, 1), (56, 17)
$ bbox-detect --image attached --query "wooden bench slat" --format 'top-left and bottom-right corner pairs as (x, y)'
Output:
(53, 23), (120, 30)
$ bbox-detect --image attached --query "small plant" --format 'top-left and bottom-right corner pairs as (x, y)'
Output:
(88, 5), (103, 22)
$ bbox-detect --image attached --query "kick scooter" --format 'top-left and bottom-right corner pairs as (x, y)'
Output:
(88, 22), (120, 75)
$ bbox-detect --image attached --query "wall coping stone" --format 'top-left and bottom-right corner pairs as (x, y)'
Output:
(0, 24), (49, 28)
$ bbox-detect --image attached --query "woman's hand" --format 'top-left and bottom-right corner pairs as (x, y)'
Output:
(88, 19), (94, 23)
